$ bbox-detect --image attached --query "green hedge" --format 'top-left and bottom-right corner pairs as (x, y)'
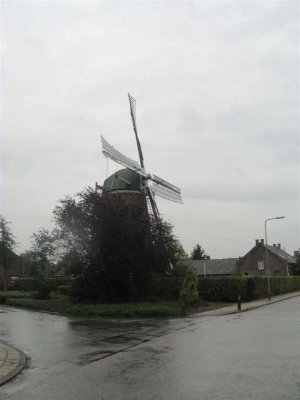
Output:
(8, 277), (71, 292)
(149, 276), (300, 302)
(199, 276), (300, 302)
(147, 277), (182, 300)
(197, 277), (248, 301)
(266, 277), (300, 296)
(8, 276), (300, 303)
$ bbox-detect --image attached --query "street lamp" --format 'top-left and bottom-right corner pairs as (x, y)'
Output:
(264, 216), (285, 300)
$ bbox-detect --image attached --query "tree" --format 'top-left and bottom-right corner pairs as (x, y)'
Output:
(168, 240), (188, 265)
(179, 265), (199, 308)
(191, 244), (208, 260)
(0, 216), (16, 291)
(53, 187), (178, 301)
(23, 229), (60, 299)
(19, 250), (40, 276)
(31, 228), (56, 275)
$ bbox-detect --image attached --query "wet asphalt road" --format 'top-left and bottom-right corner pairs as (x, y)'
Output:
(1, 297), (300, 400)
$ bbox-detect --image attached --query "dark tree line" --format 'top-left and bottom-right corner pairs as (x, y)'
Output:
(0, 216), (16, 292)
(2, 188), (186, 301)
(52, 187), (181, 301)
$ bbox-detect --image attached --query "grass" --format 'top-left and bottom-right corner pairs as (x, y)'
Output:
(0, 290), (32, 298)
(0, 291), (230, 318)
(0, 291), (183, 317)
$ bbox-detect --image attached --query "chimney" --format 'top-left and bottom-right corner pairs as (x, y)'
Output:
(260, 239), (264, 245)
(294, 250), (300, 259)
(255, 239), (259, 246)
(277, 243), (281, 249)
(273, 244), (276, 247)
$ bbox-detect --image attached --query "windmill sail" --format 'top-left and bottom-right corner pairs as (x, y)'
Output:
(101, 94), (183, 222)
(128, 93), (145, 169)
(152, 182), (183, 204)
(151, 174), (182, 203)
(127, 93), (160, 221)
(101, 135), (145, 175)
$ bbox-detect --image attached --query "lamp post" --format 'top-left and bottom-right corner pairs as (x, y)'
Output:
(264, 216), (285, 300)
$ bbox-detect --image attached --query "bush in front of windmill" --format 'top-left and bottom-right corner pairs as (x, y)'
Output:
(179, 265), (199, 312)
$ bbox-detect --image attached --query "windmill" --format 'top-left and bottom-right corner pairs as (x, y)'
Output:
(101, 93), (183, 221)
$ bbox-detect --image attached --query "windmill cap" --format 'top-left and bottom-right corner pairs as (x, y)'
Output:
(103, 168), (143, 192)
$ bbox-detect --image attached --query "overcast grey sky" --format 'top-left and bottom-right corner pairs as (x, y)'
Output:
(1, 0), (299, 258)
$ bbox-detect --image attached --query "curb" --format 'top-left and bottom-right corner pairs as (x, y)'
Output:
(195, 291), (300, 317)
(0, 342), (30, 386)
(239, 291), (300, 314)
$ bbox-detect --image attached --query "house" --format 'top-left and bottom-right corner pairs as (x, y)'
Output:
(237, 239), (297, 276)
(180, 258), (238, 277)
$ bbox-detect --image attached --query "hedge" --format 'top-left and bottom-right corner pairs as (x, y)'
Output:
(198, 277), (248, 302)
(8, 277), (71, 292)
(200, 276), (300, 302)
(6, 275), (300, 303)
(147, 277), (182, 300)
(150, 276), (300, 302)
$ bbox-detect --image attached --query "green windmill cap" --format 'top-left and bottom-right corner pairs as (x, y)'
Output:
(103, 168), (143, 192)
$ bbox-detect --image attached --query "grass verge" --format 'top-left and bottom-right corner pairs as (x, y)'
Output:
(0, 291), (230, 318)
(0, 291), (182, 317)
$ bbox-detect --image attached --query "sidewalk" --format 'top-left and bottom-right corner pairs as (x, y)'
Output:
(0, 290), (299, 386)
(198, 290), (300, 317)
(0, 341), (29, 386)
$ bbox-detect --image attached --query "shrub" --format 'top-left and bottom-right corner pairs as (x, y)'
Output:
(9, 277), (71, 292)
(9, 277), (39, 291)
(172, 263), (189, 277)
(148, 277), (182, 300)
(32, 277), (54, 299)
(56, 285), (71, 296)
(179, 265), (199, 306)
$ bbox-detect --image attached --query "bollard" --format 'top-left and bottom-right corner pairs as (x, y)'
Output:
(237, 295), (242, 311)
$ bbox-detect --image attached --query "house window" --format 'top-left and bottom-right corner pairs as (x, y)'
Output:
(258, 260), (264, 270)
(243, 272), (249, 276)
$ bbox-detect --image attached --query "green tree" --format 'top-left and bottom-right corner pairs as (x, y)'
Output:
(169, 240), (188, 265)
(30, 228), (62, 276)
(191, 243), (208, 260)
(53, 187), (177, 301)
(19, 250), (40, 276)
(179, 265), (199, 308)
(0, 216), (17, 292)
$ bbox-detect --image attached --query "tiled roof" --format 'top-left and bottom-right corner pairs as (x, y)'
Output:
(181, 258), (238, 275)
(267, 245), (296, 264)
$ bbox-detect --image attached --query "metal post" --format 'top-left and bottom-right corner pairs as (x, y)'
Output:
(237, 295), (242, 311)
